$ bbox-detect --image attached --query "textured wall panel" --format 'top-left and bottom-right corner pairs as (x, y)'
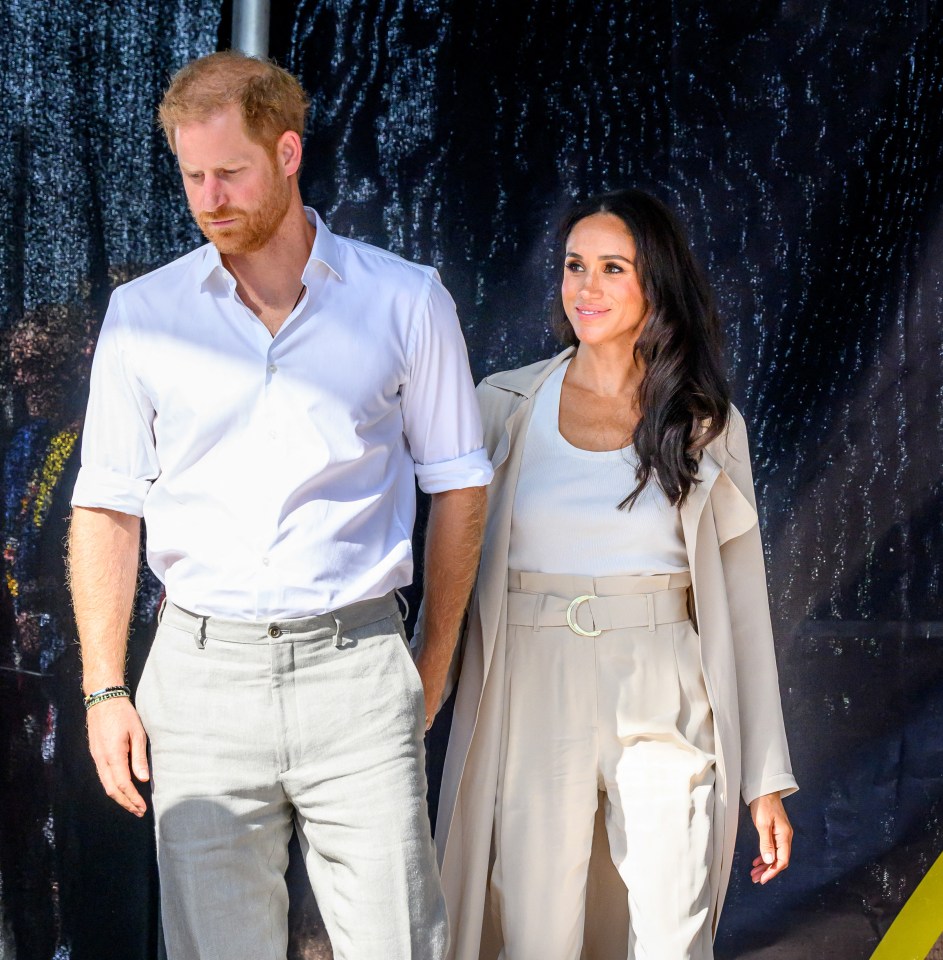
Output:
(0, 2), (219, 958)
(278, 2), (943, 957)
(1, 1), (941, 958)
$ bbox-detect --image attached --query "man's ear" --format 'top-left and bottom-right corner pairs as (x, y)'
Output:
(276, 130), (302, 177)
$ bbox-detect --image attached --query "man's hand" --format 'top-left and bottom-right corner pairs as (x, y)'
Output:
(418, 486), (487, 731)
(415, 646), (451, 732)
(87, 697), (150, 816)
(749, 791), (793, 884)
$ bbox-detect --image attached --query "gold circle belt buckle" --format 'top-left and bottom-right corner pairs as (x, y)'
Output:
(566, 595), (601, 637)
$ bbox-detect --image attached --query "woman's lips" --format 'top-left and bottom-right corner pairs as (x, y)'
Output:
(576, 305), (608, 316)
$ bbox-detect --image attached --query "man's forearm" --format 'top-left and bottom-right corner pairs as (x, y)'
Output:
(417, 486), (487, 694)
(68, 506), (141, 693)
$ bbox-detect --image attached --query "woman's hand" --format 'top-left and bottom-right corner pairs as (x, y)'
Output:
(749, 791), (793, 884)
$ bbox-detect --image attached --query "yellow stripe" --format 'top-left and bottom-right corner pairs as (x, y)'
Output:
(870, 851), (943, 960)
(32, 429), (78, 527)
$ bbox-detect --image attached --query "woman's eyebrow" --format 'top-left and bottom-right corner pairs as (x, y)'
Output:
(565, 251), (633, 262)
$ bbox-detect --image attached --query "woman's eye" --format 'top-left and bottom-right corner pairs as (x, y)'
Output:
(603, 263), (623, 273)
(564, 261), (583, 272)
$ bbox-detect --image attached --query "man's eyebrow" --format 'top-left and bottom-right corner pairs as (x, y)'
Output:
(178, 158), (248, 170)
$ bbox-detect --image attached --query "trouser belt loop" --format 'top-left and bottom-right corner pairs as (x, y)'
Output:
(533, 595), (542, 633)
(332, 614), (345, 649)
(193, 615), (208, 649)
(646, 594), (656, 632)
(394, 588), (410, 623)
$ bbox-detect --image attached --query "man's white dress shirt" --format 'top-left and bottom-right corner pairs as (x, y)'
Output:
(72, 209), (493, 619)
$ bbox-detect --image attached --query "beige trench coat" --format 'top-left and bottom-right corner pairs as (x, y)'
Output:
(428, 348), (798, 960)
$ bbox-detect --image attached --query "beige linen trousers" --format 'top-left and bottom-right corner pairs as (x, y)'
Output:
(416, 348), (798, 960)
(494, 571), (716, 959)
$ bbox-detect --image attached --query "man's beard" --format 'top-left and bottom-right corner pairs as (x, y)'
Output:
(194, 175), (292, 256)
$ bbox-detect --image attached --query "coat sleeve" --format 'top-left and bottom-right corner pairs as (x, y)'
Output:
(719, 408), (799, 804)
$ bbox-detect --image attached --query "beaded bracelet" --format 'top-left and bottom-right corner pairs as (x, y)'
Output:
(84, 685), (131, 711)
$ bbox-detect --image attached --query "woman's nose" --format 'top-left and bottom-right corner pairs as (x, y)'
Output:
(581, 269), (602, 295)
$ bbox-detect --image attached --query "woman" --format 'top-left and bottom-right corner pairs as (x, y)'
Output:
(427, 189), (798, 960)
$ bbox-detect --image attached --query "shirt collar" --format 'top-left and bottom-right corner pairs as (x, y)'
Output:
(196, 205), (344, 291)
(303, 207), (344, 283)
(197, 242), (228, 290)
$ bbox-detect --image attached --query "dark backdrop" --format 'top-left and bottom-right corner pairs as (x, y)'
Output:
(1, 1), (942, 958)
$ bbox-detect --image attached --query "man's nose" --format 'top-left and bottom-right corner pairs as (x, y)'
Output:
(201, 175), (226, 212)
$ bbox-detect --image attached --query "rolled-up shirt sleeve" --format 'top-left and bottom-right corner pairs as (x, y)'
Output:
(71, 290), (159, 517)
(402, 272), (493, 494)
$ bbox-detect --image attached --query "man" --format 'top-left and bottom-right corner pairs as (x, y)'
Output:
(69, 51), (491, 960)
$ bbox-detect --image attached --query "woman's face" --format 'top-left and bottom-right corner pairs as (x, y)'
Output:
(561, 212), (649, 349)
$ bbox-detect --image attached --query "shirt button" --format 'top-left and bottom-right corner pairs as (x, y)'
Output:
(268, 363), (278, 373)
(268, 625), (282, 639)
(262, 556), (270, 566)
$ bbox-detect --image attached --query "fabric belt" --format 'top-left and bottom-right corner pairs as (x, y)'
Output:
(159, 591), (400, 649)
(507, 569), (692, 636)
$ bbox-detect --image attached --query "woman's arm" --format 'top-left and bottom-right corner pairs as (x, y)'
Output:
(719, 408), (798, 879)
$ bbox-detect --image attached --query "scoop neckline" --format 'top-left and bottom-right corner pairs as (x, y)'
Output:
(550, 360), (636, 461)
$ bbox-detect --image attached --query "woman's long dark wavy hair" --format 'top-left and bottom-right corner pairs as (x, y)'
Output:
(552, 188), (731, 509)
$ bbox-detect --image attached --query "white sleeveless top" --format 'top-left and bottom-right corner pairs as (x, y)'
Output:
(508, 361), (688, 577)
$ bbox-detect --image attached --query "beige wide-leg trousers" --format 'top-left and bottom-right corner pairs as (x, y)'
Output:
(491, 571), (715, 960)
(135, 594), (447, 960)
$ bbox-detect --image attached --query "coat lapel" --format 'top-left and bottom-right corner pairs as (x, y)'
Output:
(681, 443), (759, 553)
(679, 448), (722, 581)
(476, 349), (574, 679)
(681, 442), (759, 617)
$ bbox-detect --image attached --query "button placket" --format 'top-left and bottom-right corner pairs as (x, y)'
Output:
(264, 355), (281, 442)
